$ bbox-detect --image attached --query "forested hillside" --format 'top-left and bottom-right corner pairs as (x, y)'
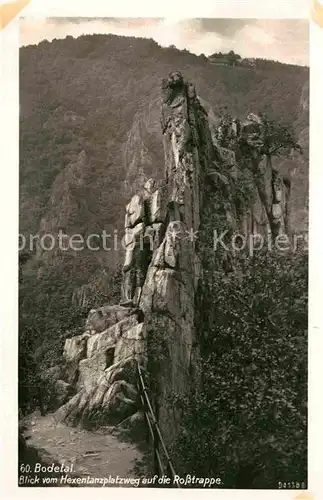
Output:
(19, 34), (309, 411)
(20, 34), (308, 236)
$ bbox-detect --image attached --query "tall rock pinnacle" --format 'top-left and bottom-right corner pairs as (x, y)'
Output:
(54, 72), (292, 442)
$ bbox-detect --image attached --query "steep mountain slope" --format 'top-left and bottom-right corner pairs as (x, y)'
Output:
(20, 70), (308, 489)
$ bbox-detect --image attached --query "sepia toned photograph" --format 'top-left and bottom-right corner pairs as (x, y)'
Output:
(18, 17), (308, 489)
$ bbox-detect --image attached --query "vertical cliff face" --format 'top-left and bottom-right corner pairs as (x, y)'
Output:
(119, 72), (216, 439)
(54, 72), (293, 440)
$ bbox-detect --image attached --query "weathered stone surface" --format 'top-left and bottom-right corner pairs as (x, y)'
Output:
(86, 330), (115, 359)
(272, 203), (282, 220)
(40, 367), (74, 410)
(164, 221), (184, 268)
(153, 269), (181, 315)
(236, 115), (291, 239)
(122, 411), (146, 436)
(103, 380), (137, 407)
(219, 146), (236, 166)
(151, 239), (166, 268)
(123, 223), (145, 272)
(144, 223), (165, 249)
(63, 333), (89, 364)
(87, 383), (107, 410)
(85, 305), (137, 334)
(273, 180), (283, 202)
(42, 365), (62, 382)
(143, 178), (156, 196)
(54, 390), (83, 423)
(86, 315), (138, 358)
(77, 352), (109, 393)
(54, 380), (74, 407)
(56, 309), (145, 425)
(101, 380), (137, 423)
(139, 267), (182, 319)
(125, 194), (144, 228)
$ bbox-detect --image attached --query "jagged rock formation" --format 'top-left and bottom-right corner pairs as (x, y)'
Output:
(54, 72), (292, 438)
(54, 72), (211, 430)
(55, 306), (146, 425)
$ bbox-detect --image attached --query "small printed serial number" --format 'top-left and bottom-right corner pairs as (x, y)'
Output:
(278, 481), (306, 489)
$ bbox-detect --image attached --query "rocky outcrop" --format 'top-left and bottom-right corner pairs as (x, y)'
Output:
(239, 114), (291, 239)
(55, 306), (146, 426)
(55, 72), (292, 438)
(53, 72), (211, 432)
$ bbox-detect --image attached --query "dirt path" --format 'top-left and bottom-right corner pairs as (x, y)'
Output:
(22, 414), (145, 486)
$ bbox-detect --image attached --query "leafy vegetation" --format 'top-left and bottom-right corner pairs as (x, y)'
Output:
(19, 258), (122, 415)
(171, 250), (307, 488)
(209, 50), (242, 66)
